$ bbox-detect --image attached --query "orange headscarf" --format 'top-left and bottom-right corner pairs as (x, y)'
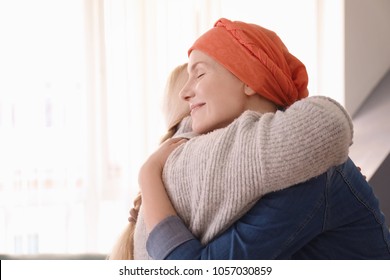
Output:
(188, 18), (309, 108)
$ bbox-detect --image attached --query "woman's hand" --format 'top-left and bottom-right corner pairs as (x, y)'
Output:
(139, 138), (187, 186)
(138, 137), (187, 232)
(357, 166), (367, 180)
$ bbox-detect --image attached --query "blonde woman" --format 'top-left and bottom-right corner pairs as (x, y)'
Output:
(109, 63), (190, 259)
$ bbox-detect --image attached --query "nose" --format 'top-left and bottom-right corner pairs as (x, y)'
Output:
(179, 80), (194, 102)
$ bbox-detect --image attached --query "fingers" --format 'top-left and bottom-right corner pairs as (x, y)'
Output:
(160, 137), (188, 150)
(357, 166), (367, 180)
(165, 137), (188, 145)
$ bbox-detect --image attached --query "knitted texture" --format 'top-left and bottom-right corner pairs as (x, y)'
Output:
(134, 96), (353, 259)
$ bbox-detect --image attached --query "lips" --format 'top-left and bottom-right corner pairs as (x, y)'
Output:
(190, 102), (205, 114)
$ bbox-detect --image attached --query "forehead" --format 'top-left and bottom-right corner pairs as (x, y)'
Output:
(188, 50), (216, 72)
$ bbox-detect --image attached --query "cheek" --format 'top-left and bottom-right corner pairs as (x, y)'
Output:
(208, 99), (236, 123)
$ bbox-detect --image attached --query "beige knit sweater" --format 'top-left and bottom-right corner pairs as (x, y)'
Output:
(134, 96), (353, 259)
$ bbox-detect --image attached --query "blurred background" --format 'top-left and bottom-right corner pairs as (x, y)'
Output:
(0, 0), (389, 259)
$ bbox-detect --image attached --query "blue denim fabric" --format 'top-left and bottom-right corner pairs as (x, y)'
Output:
(158, 158), (390, 259)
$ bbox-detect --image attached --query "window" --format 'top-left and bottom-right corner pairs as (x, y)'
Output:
(0, 0), (90, 254)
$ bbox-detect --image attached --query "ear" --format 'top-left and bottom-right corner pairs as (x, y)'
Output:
(244, 84), (256, 96)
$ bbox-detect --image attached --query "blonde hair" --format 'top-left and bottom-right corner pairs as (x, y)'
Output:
(109, 63), (189, 259)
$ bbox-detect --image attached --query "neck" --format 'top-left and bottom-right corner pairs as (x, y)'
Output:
(246, 94), (277, 113)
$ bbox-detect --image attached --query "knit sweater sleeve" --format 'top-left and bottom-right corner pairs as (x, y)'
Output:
(250, 95), (353, 191)
(162, 95), (353, 243)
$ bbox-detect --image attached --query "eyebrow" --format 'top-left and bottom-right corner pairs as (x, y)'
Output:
(188, 61), (208, 74)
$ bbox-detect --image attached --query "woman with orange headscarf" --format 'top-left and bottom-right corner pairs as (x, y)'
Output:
(133, 19), (390, 259)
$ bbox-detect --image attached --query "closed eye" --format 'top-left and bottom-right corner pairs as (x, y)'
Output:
(197, 73), (205, 78)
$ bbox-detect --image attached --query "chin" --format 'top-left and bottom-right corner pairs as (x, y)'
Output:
(193, 127), (206, 134)
(192, 124), (209, 134)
